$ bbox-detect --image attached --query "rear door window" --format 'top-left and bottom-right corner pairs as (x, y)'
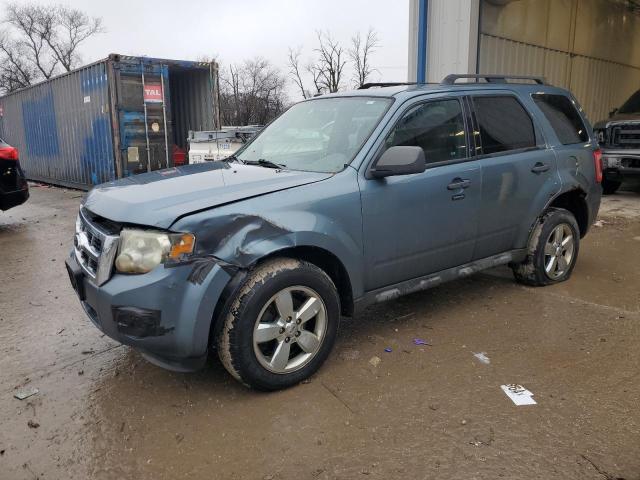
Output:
(472, 96), (536, 155)
(385, 99), (468, 165)
(532, 93), (589, 145)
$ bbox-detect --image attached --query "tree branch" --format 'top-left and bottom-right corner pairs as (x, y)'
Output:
(349, 28), (380, 88)
(286, 47), (307, 99)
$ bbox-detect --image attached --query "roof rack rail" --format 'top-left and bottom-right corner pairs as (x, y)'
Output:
(359, 82), (418, 89)
(440, 74), (547, 85)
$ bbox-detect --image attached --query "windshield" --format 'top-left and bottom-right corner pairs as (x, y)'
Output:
(619, 90), (640, 114)
(237, 96), (392, 172)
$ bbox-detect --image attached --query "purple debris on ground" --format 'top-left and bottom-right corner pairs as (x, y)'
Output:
(413, 338), (431, 346)
(384, 348), (392, 353)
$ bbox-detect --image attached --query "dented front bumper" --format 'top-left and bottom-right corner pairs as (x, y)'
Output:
(66, 253), (233, 372)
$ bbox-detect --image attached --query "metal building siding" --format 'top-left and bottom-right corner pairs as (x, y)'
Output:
(479, 33), (640, 123)
(479, 34), (564, 85)
(478, 0), (640, 123)
(0, 61), (114, 189)
(569, 56), (640, 123)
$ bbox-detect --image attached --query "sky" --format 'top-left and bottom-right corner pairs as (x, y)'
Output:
(15, 0), (410, 101)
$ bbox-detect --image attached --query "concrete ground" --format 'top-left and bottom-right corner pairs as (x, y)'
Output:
(1, 185), (639, 480)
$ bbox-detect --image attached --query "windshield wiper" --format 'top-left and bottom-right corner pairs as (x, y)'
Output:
(222, 154), (239, 163)
(244, 158), (287, 169)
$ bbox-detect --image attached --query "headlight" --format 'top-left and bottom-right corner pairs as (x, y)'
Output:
(115, 229), (195, 274)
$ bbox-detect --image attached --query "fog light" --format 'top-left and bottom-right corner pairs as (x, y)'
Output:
(113, 306), (169, 337)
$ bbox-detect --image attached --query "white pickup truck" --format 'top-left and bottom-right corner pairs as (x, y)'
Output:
(188, 126), (262, 164)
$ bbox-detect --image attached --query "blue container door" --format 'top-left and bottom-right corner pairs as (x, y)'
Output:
(115, 60), (172, 176)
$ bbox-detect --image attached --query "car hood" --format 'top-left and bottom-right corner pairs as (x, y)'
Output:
(84, 162), (333, 229)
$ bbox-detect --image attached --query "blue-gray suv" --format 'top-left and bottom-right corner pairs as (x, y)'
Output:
(66, 74), (602, 390)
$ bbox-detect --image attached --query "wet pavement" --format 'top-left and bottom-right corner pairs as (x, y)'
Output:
(1, 185), (639, 480)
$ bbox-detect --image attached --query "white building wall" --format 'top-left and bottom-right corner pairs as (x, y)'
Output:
(407, 0), (480, 83)
(425, 0), (480, 82)
(407, 0), (420, 82)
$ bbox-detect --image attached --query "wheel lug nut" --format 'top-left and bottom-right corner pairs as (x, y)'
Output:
(287, 316), (292, 322)
(296, 319), (301, 324)
(285, 337), (290, 343)
(279, 327), (285, 334)
(295, 331), (300, 337)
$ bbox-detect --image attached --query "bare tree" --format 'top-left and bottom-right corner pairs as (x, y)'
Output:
(312, 31), (346, 93)
(5, 4), (57, 79)
(287, 47), (307, 99)
(41, 5), (103, 72)
(306, 63), (324, 97)
(349, 28), (380, 88)
(286, 46), (322, 98)
(0, 34), (39, 90)
(197, 54), (219, 64)
(219, 58), (288, 126)
(287, 29), (379, 99)
(0, 2), (103, 93)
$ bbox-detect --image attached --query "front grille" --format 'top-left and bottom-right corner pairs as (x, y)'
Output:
(610, 123), (640, 149)
(622, 157), (640, 169)
(74, 208), (119, 285)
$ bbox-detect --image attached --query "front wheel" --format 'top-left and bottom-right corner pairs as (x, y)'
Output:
(217, 258), (340, 390)
(512, 208), (580, 286)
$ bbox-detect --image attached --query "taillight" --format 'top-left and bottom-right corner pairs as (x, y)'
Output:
(0, 146), (18, 160)
(593, 148), (603, 183)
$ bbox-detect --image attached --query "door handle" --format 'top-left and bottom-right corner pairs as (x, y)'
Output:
(531, 162), (550, 174)
(447, 178), (471, 190)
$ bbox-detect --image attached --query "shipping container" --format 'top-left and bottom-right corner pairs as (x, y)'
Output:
(0, 54), (221, 189)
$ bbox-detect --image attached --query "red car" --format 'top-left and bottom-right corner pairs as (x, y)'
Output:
(0, 139), (29, 211)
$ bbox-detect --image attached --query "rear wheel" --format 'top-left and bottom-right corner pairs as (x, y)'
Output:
(217, 258), (340, 390)
(601, 178), (621, 195)
(512, 208), (580, 286)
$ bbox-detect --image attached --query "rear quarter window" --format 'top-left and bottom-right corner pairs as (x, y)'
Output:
(472, 96), (536, 155)
(532, 93), (588, 145)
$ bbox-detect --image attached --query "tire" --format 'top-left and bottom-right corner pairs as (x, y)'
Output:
(601, 179), (621, 195)
(217, 257), (340, 390)
(512, 208), (580, 286)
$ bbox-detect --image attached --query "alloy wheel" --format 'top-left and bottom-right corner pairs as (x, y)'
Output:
(544, 223), (575, 280)
(252, 286), (328, 374)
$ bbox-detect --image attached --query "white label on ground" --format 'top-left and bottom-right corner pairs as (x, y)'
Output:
(474, 352), (490, 364)
(501, 384), (537, 406)
(14, 387), (39, 400)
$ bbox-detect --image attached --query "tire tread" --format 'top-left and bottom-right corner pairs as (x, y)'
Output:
(217, 257), (338, 390)
(512, 208), (579, 286)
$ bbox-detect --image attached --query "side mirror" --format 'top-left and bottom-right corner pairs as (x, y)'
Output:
(370, 146), (426, 179)
(609, 107), (618, 118)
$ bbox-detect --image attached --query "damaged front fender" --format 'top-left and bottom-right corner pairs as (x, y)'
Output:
(192, 214), (295, 267)
(170, 168), (365, 300)
(172, 212), (364, 298)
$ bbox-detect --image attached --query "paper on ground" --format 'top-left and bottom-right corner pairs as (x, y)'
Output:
(473, 352), (490, 364)
(14, 387), (39, 400)
(501, 384), (536, 406)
